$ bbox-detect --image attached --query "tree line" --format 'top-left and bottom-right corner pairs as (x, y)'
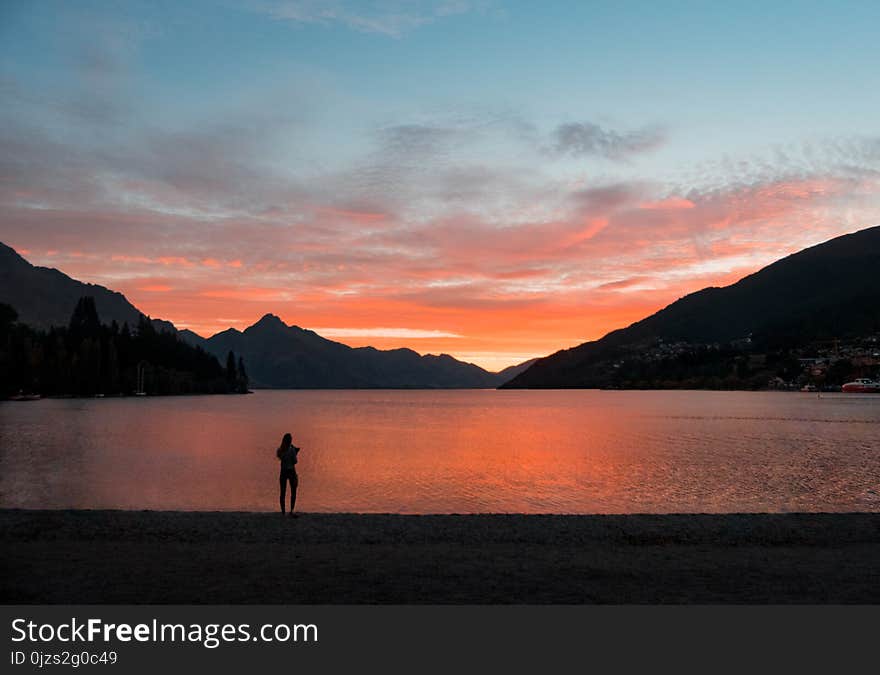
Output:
(0, 297), (249, 398)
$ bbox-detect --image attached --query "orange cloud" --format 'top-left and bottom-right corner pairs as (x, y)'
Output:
(198, 287), (296, 302)
(639, 197), (695, 210)
(313, 206), (389, 223)
(157, 256), (194, 267)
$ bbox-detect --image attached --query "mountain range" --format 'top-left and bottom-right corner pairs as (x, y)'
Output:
(0, 242), (529, 388)
(179, 316), (523, 388)
(504, 225), (880, 388)
(6, 225), (879, 391)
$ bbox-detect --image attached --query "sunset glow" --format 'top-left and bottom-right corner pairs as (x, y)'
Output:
(2, 2), (880, 370)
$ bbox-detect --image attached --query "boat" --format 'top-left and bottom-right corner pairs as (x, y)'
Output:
(841, 378), (880, 393)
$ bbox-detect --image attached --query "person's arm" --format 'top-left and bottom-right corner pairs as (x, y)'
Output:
(276, 446), (283, 459)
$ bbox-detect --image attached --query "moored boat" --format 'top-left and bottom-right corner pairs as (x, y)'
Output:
(841, 378), (880, 393)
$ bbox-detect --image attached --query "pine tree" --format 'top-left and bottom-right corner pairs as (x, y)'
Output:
(0, 303), (16, 335)
(226, 351), (237, 385)
(237, 356), (248, 392)
(68, 297), (101, 338)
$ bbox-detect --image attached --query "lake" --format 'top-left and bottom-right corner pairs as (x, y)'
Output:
(1, 390), (878, 513)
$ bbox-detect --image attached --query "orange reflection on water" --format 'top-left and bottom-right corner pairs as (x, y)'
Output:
(1, 390), (879, 513)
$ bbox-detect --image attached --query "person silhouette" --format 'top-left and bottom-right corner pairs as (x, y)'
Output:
(276, 433), (300, 517)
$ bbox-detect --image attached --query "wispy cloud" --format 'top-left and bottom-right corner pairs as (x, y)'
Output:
(256, 0), (478, 37)
(378, 123), (465, 157)
(550, 122), (666, 161)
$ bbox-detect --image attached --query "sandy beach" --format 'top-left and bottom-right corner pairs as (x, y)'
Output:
(2, 510), (879, 603)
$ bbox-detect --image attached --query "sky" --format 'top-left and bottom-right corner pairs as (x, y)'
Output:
(2, 1), (880, 370)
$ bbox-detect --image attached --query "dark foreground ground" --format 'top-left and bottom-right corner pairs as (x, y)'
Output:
(2, 510), (879, 603)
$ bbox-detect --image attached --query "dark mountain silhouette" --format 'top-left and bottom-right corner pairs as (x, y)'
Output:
(495, 358), (539, 382)
(503, 226), (880, 388)
(190, 314), (507, 388)
(2, 242), (518, 388)
(178, 328), (207, 347)
(0, 242), (174, 332)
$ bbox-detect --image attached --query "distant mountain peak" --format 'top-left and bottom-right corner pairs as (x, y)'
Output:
(254, 313), (287, 328)
(178, 328), (205, 340)
(202, 315), (503, 388)
(212, 327), (242, 337)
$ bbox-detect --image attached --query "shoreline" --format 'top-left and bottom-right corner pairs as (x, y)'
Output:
(3, 510), (879, 604)
(5, 388), (874, 401)
(3, 390), (253, 401)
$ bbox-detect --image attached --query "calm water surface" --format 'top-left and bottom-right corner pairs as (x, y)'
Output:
(1, 390), (878, 513)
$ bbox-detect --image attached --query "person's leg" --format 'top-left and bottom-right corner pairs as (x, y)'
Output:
(279, 472), (286, 514)
(290, 473), (298, 514)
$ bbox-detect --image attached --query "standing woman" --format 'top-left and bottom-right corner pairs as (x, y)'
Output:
(276, 433), (300, 516)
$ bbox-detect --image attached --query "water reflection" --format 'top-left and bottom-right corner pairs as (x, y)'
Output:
(1, 390), (878, 513)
